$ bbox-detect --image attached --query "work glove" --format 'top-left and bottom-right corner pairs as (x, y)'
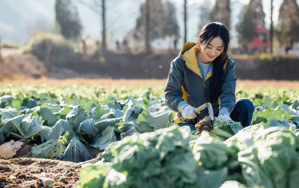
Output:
(178, 101), (197, 119)
(218, 113), (232, 121)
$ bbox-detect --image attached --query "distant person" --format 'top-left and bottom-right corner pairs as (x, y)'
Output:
(94, 40), (105, 63)
(81, 37), (87, 55)
(173, 35), (178, 50)
(95, 40), (100, 52)
(122, 38), (127, 46)
(285, 45), (291, 55)
(116, 40), (120, 51)
(122, 38), (130, 53)
(164, 22), (254, 131)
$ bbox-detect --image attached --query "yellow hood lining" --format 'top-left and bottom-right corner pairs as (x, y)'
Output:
(181, 43), (202, 78)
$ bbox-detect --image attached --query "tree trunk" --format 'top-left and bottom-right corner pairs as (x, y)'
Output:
(184, 0), (187, 43)
(145, 0), (150, 53)
(270, 0), (273, 53)
(0, 37), (2, 62)
(102, 0), (107, 53)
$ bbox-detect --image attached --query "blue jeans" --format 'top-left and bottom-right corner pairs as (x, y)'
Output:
(178, 98), (255, 131)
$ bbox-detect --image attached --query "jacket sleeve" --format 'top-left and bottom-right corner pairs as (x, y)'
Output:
(219, 58), (237, 114)
(164, 57), (185, 112)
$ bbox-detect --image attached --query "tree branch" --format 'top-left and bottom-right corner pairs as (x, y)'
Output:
(93, 0), (102, 8)
(77, 0), (101, 16)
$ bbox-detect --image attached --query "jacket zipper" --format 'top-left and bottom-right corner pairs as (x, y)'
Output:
(203, 80), (206, 103)
(185, 65), (206, 104)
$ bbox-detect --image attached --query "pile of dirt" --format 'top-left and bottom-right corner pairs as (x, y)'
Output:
(0, 157), (81, 188)
(0, 142), (102, 188)
(0, 53), (101, 80)
(1, 54), (47, 79)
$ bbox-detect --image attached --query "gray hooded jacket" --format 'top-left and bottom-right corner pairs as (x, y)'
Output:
(164, 42), (237, 124)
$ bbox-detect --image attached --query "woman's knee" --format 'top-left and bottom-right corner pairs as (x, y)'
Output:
(236, 98), (255, 112)
(178, 123), (196, 131)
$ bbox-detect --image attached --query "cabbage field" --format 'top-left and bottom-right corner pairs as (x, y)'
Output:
(1, 84), (299, 188)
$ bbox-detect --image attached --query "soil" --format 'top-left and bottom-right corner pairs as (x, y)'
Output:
(0, 142), (102, 188)
(195, 118), (213, 135)
(1, 54), (47, 79)
(0, 54), (103, 80)
(0, 158), (81, 188)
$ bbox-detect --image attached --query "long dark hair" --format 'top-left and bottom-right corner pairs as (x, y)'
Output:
(198, 22), (230, 103)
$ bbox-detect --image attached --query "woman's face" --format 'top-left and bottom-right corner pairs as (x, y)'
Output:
(200, 36), (224, 62)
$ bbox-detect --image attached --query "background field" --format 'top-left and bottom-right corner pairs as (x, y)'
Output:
(1, 77), (299, 89)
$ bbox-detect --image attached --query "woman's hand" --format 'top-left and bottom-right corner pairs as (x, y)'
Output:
(181, 105), (197, 119)
(178, 101), (197, 119)
(218, 113), (232, 121)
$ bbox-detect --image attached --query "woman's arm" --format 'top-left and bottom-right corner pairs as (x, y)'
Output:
(164, 57), (185, 112)
(218, 58), (237, 115)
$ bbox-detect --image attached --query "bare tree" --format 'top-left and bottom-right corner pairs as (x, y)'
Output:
(0, 37), (2, 62)
(145, 0), (150, 53)
(101, 0), (106, 53)
(210, 0), (231, 30)
(277, 0), (299, 46)
(270, 0), (273, 53)
(136, 0), (164, 53)
(184, 0), (187, 43)
(198, 0), (212, 32)
(0, 37), (2, 81)
(237, 0), (265, 53)
(79, 0), (107, 53)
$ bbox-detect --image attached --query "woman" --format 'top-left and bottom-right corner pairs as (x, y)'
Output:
(164, 22), (254, 131)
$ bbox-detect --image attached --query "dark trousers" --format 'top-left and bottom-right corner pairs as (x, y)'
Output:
(178, 98), (255, 131)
